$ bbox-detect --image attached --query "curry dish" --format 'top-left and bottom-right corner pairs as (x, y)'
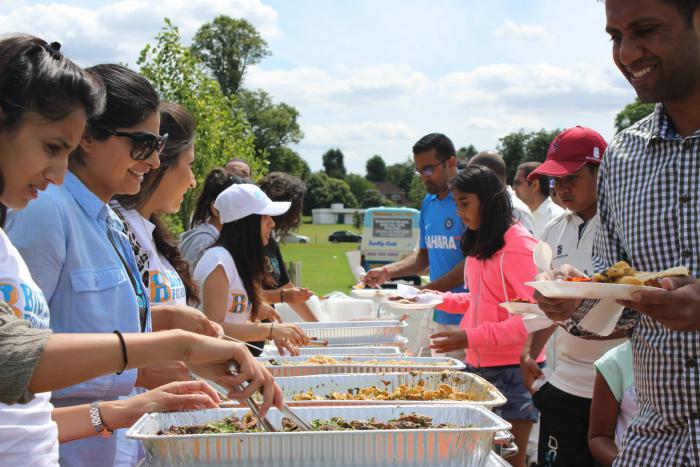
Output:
(592, 261), (689, 287)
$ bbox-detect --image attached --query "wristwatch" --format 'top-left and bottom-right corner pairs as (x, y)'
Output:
(89, 400), (113, 438)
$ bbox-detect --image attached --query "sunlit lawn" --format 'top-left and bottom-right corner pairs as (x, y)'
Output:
(279, 222), (362, 295)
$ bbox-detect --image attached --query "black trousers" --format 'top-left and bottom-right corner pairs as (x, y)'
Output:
(532, 382), (601, 467)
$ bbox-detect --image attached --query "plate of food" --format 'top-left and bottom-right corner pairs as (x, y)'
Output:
(499, 298), (544, 320)
(381, 294), (443, 310)
(527, 261), (689, 301)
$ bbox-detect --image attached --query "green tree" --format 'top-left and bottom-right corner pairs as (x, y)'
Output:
(271, 147), (311, 180)
(457, 144), (478, 161)
(236, 88), (304, 167)
(497, 131), (528, 183)
(138, 19), (258, 230)
(352, 211), (364, 231)
(322, 148), (347, 179)
(365, 154), (387, 181)
(615, 98), (656, 133)
(191, 15), (270, 95)
(522, 129), (561, 164)
(408, 176), (427, 209)
(386, 159), (415, 194)
(345, 173), (390, 208)
(304, 172), (357, 214)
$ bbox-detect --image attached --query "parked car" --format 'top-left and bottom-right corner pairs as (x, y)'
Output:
(282, 232), (310, 244)
(328, 230), (362, 243)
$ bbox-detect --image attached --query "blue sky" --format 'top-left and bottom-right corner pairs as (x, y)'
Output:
(2, 0), (636, 174)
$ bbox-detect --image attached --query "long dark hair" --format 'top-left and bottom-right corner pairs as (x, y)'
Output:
(72, 64), (159, 165)
(116, 102), (199, 305)
(190, 168), (240, 228)
(215, 214), (269, 320)
(450, 165), (513, 260)
(258, 172), (306, 239)
(0, 34), (105, 224)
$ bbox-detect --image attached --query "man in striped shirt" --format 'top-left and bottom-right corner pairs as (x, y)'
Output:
(536, 0), (700, 465)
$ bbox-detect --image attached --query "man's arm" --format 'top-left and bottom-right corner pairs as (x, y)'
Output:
(363, 249), (429, 287)
(423, 259), (465, 292)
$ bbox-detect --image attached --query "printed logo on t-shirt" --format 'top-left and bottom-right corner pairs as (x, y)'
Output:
(424, 235), (459, 250)
(149, 270), (186, 303)
(229, 292), (251, 315)
(0, 279), (50, 327)
(444, 217), (454, 229)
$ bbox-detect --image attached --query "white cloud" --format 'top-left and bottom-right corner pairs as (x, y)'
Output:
(0, 0), (279, 65)
(303, 122), (414, 148)
(495, 19), (549, 40)
(246, 63), (430, 108)
(439, 62), (630, 112)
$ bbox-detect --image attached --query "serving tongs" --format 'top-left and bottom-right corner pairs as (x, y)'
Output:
(227, 361), (312, 432)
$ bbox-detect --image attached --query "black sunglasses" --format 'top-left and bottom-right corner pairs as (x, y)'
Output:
(97, 127), (169, 161)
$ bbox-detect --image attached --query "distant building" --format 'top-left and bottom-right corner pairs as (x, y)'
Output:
(312, 203), (365, 224)
(373, 181), (408, 205)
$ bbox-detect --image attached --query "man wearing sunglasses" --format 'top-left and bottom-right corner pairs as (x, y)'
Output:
(363, 133), (466, 361)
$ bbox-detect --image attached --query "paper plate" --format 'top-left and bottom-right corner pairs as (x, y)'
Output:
(350, 288), (389, 299)
(382, 298), (443, 310)
(499, 302), (543, 320)
(526, 280), (658, 301)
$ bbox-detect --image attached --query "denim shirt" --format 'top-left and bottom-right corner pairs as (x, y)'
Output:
(7, 172), (151, 403)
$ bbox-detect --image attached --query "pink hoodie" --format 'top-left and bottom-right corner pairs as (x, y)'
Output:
(440, 223), (545, 368)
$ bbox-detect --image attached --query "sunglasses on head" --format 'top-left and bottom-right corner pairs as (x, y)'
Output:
(97, 127), (169, 160)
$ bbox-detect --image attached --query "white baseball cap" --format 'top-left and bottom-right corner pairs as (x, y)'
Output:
(214, 184), (291, 223)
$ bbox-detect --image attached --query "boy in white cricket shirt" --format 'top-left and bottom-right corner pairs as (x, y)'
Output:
(519, 127), (628, 467)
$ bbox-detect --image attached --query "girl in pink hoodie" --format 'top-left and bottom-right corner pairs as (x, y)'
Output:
(429, 165), (544, 467)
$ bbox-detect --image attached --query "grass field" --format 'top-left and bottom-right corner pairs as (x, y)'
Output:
(279, 222), (362, 295)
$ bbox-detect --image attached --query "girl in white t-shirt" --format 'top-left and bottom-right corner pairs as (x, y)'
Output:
(194, 184), (309, 353)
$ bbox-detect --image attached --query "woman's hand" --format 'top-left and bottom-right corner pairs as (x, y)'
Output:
(429, 330), (467, 353)
(282, 287), (314, 304)
(100, 381), (221, 429)
(273, 338), (300, 356)
(152, 304), (222, 337)
(257, 303), (282, 322)
(135, 361), (192, 390)
(271, 323), (310, 347)
(180, 332), (283, 416)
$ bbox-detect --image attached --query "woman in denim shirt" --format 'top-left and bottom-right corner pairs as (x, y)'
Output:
(8, 64), (169, 467)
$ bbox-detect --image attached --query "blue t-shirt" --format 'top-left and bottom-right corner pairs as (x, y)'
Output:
(419, 192), (467, 324)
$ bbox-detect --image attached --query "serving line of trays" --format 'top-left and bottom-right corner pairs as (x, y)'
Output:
(257, 355), (466, 377)
(265, 371), (507, 410)
(261, 345), (402, 358)
(127, 404), (511, 467)
(296, 320), (407, 346)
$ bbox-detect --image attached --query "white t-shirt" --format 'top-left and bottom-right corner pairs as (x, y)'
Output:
(193, 246), (251, 324)
(0, 228), (58, 466)
(116, 207), (187, 306)
(532, 197), (565, 240)
(541, 211), (627, 399)
(507, 186), (535, 234)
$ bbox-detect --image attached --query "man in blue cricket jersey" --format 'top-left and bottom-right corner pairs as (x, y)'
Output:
(363, 133), (466, 360)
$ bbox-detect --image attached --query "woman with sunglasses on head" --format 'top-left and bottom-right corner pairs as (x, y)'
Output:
(194, 184), (310, 356)
(0, 34), (282, 467)
(7, 63), (205, 466)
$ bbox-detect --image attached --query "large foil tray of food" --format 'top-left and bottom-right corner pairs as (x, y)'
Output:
(257, 355), (467, 377)
(296, 320), (407, 346)
(126, 404), (510, 467)
(261, 345), (402, 358)
(271, 371), (506, 409)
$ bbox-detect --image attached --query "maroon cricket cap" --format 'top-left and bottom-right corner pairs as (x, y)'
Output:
(528, 126), (607, 180)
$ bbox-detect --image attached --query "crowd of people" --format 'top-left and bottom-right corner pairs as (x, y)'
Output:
(1, 0), (700, 466)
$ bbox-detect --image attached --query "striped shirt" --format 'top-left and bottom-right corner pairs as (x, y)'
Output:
(568, 104), (700, 466)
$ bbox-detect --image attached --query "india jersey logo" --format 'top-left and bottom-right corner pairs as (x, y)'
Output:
(444, 217), (454, 229)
